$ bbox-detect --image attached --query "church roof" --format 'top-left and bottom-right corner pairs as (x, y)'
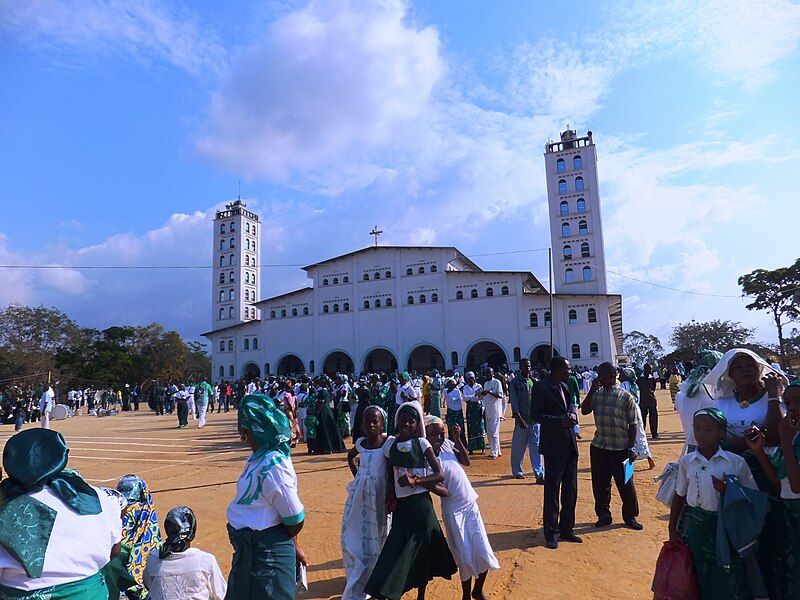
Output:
(301, 245), (481, 272)
(254, 287), (313, 305)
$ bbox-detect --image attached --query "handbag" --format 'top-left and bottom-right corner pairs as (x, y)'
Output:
(654, 461), (679, 507)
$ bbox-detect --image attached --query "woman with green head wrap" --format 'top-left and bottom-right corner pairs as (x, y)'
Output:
(0, 429), (125, 599)
(674, 349), (723, 454)
(225, 393), (306, 599)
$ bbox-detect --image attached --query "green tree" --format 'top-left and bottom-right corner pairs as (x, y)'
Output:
(623, 331), (664, 367)
(668, 319), (754, 364)
(738, 258), (800, 361)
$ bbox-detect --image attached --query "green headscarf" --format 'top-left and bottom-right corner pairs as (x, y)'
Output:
(693, 406), (727, 429)
(0, 429), (101, 578)
(621, 368), (639, 401)
(685, 349), (723, 398)
(238, 393), (292, 457)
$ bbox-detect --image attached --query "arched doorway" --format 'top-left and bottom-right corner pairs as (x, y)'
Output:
(362, 348), (397, 373)
(241, 362), (260, 381)
(406, 344), (445, 373)
(322, 351), (354, 376)
(530, 344), (559, 369)
(465, 341), (507, 371)
(276, 354), (305, 376)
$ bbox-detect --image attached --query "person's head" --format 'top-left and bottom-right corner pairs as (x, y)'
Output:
(446, 378), (457, 391)
(160, 506), (197, 558)
(487, 367), (494, 379)
(400, 371), (410, 384)
(643, 363), (652, 376)
(784, 381), (800, 421)
(361, 405), (386, 439)
(237, 394), (292, 454)
(395, 402), (423, 439)
(597, 362), (617, 387)
(692, 407), (727, 453)
(519, 358), (531, 376)
(116, 474), (149, 507)
(549, 356), (570, 382)
(424, 415), (446, 454)
(465, 371), (476, 386)
(727, 352), (761, 390)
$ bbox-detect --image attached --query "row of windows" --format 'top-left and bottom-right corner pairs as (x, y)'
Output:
(219, 255), (235, 267)
(271, 306), (311, 318)
(565, 266), (593, 283)
(219, 271), (235, 283)
(219, 337), (260, 352)
(245, 307), (256, 319)
(218, 306), (258, 320)
(572, 342), (599, 359)
(558, 177), (585, 195)
(561, 220), (588, 237)
(245, 271), (257, 285)
(364, 297), (393, 309)
(219, 222), (258, 236)
(322, 275), (353, 285)
(218, 289), (257, 304)
(556, 155), (583, 173)
(320, 264), (441, 286)
(559, 199), (586, 216)
(455, 285), (510, 300)
(529, 307), (597, 327)
(406, 264), (437, 275)
(563, 243), (590, 260)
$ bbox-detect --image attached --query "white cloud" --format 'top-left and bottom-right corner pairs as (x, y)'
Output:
(0, 0), (226, 77)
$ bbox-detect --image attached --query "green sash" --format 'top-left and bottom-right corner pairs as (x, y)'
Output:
(0, 571), (107, 600)
(389, 437), (425, 469)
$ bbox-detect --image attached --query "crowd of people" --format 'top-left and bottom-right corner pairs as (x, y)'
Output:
(0, 347), (798, 599)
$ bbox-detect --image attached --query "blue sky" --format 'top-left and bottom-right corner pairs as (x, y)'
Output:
(1, 0), (798, 350)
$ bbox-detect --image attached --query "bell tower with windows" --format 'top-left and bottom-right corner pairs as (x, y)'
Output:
(212, 199), (261, 327)
(544, 129), (608, 295)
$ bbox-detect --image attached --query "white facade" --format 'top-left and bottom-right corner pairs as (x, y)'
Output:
(203, 130), (624, 382)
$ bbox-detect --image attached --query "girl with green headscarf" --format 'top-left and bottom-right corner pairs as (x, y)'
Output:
(225, 393), (306, 600)
(0, 429), (125, 599)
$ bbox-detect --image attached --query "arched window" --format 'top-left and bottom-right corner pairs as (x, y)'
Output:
(252, 225), (256, 236)
(246, 223), (250, 234)
(560, 200), (569, 216)
(229, 254), (234, 266)
(563, 244), (573, 260)
(456, 290), (464, 300)
(343, 302), (350, 312)
(292, 308), (298, 317)
(501, 285), (509, 295)
(514, 347), (521, 362)
(419, 294), (426, 304)
(470, 288), (478, 299)
(577, 198), (586, 213)
(219, 290), (224, 302)
(583, 266), (592, 281)
(270, 310), (276, 319)
(565, 268), (575, 283)
(219, 240), (225, 251)
(228, 307), (233, 318)
(323, 305), (329, 313)
(590, 342), (599, 357)
(530, 312), (538, 327)
(219, 365), (224, 378)
(407, 295), (414, 305)
(246, 239), (250, 251)
(418, 266), (425, 274)
(303, 307), (309, 315)
(569, 309), (577, 324)
(219, 256), (224, 267)
(229, 222), (235, 232)
(229, 365), (234, 377)
(579, 220), (588, 235)
(558, 179), (567, 194)
(220, 223), (226, 234)
(581, 242), (590, 257)
(245, 255), (250, 267)
(406, 267), (413, 276)
(229, 271), (234, 283)
(571, 344), (581, 359)
(343, 276), (349, 283)
(322, 278), (329, 286)
(333, 277), (339, 285)
(375, 298), (382, 308)
(374, 272), (381, 279)
(218, 308), (224, 320)
(363, 273), (369, 281)
(451, 351), (459, 367)
(431, 293), (438, 303)
(544, 310), (551, 325)
(386, 298), (393, 307)
(227, 340), (233, 351)
(575, 177), (584, 192)
(486, 287), (494, 297)
(244, 338), (250, 350)
(229, 289), (234, 300)
(588, 308), (597, 323)
(562, 222), (570, 237)
(333, 304), (339, 313)
(219, 273), (225, 284)
(219, 340), (225, 351)
(281, 309), (287, 317)
(573, 155), (583, 170)
(245, 272), (250, 283)
(363, 300), (370, 309)
(556, 158), (566, 173)
(430, 265), (438, 273)
(229, 238), (235, 249)
(385, 270), (392, 278)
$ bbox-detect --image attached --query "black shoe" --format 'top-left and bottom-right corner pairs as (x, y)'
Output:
(624, 519), (643, 530)
(545, 539), (558, 550)
(513, 474), (525, 480)
(594, 517), (612, 527)
(535, 476), (545, 485)
(560, 532), (583, 543)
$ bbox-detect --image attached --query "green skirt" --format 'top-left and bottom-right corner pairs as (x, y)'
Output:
(429, 392), (442, 418)
(685, 506), (749, 600)
(225, 524), (296, 600)
(466, 401), (486, 452)
(784, 498), (800, 599)
(0, 571), (108, 600)
(364, 492), (457, 600)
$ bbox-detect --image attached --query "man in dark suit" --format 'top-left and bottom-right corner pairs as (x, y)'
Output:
(532, 355), (582, 549)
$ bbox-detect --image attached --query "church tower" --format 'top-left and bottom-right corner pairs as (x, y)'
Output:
(544, 129), (608, 295)
(212, 199), (261, 328)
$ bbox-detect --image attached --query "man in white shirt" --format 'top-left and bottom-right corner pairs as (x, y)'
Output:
(246, 379), (258, 395)
(186, 383), (196, 420)
(395, 372), (419, 406)
(39, 386), (54, 429)
(482, 368), (505, 459)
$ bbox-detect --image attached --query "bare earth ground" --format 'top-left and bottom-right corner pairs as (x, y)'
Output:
(0, 389), (681, 599)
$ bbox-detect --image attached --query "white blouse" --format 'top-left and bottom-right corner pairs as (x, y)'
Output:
(143, 547), (227, 600)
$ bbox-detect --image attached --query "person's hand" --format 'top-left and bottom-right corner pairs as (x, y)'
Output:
(744, 426), (766, 455)
(397, 474), (411, 488)
(628, 450), (637, 463)
(764, 372), (784, 399)
(295, 545), (308, 567)
(385, 497), (396, 514)
(407, 474), (418, 488)
(451, 423), (462, 440)
(779, 412), (800, 445)
(513, 413), (527, 429)
(668, 525), (680, 544)
(589, 378), (600, 393)
(712, 475), (727, 494)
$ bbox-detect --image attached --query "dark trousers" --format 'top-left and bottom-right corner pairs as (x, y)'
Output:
(177, 401), (188, 427)
(219, 397), (230, 413)
(639, 404), (658, 437)
(543, 451), (578, 540)
(154, 399), (164, 416)
(589, 444), (639, 521)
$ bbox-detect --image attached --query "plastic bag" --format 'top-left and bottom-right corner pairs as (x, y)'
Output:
(654, 462), (679, 507)
(652, 541), (699, 600)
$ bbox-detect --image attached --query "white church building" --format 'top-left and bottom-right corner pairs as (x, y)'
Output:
(203, 129), (623, 381)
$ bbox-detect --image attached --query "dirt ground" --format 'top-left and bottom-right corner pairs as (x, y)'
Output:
(0, 389), (682, 599)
